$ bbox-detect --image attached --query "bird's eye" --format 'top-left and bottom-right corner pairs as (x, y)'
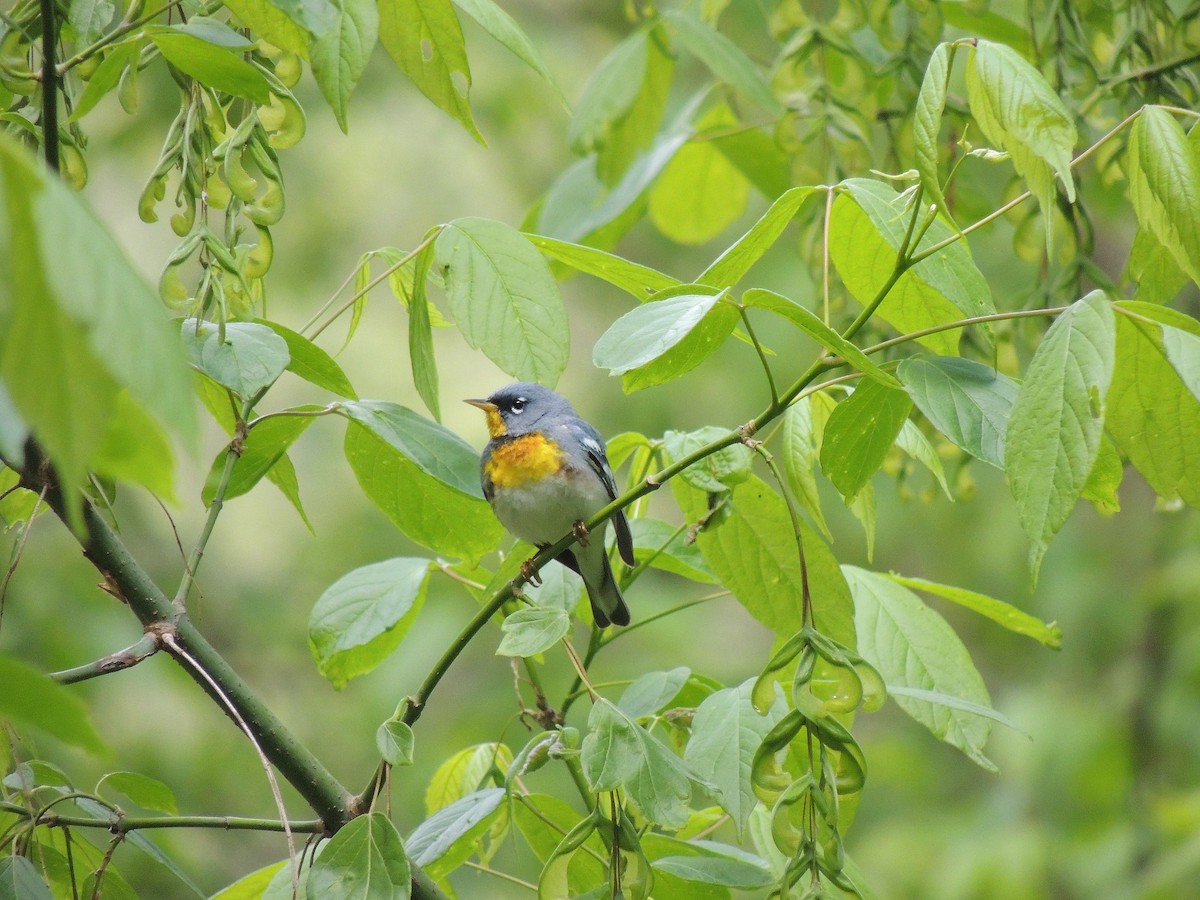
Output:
(510, 397), (527, 413)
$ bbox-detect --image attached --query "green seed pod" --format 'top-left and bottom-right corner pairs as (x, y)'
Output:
(275, 53), (302, 89)
(138, 173), (167, 223)
(259, 92), (306, 149)
(243, 226), (273, 279)
(170, 196), (196, 237)
(205, 168), (231, 209)
(223, 149), (258, 203)
(245, 178), (284, 226)
(117, 62), (138, 113)
(60, 143), (88, 190)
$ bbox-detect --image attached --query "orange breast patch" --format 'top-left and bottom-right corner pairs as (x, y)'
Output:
(485, 433), (565, 488)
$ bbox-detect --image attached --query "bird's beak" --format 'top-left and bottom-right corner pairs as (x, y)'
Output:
(465, 398), (505, 437)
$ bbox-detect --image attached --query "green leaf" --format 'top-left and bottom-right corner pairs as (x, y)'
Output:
(538, 129), (690, 244)
(181, 320), (290, 398)
(308, 557), (432, 688)
(97, 771), (179, 815)
(649, 106), (751, 245)
(1128, 226), (1189, 305)
(0, 135), (194, 520)
(210, 862), (289, 900)
(652, 855), (773, 890)
(338, 400), (480, 496)
(342, 413), (502, 559)
(593, 288), (739, 391)
(69, 0), (115, 44)
(257, 320), (357, 398)
(379, 0), (482, 143)
(407, 787), (506, 877)
(308, 812), (411, 899)
(820, 380), (913, 502)
(742, 288), (900, 388)
(525, 562), (584, 613)
(582, 699), (694, 829)
(830, 179), (994, 355)
(683, 680), (786, 836)
(265, 452), (314, 532)
(697, 186), (816, 288)
(94, 391), (177, 502)
(0, 856), (52, 900)
(1005, 292), (1115, 579)
(662, 425), (752, 493)
(778, 395), (833, 539)
(309, 0), (379, 132)
(897, 356), (1017, 468)
(886, 573), (1062, 648)
(377, 720), (415, 766)
(525, 233), (678, 299)
(618, 667), (690, 719)
(709, 124), (792, 201)
(885, 686), (1026, 734)
(70, 40), (141, 122)
(222, 0), (311, 58)
(628, 518), (717, 584)
(435, 217), (568, 385)
(0, 654), (106, 754)
(1127, 106), (1200, 285)
(75, 796), (204, 896)
(595, 23), (674, 187)
(679, 475), (856, 647)
(894, 419), (953, 500)
(1082, 433), (1123, 514)
(450, 0), (564, 103)
(149, 31), (271, 102)
(966, 40), (1077, 241)
(425, 743), (511, 814)
(844, 566), (996, 771)
(567, 29), (648, 154)
(496, 607), (571, 657)
(203, 410), (317, 506)
(913, 42), (953, 215)
(408, 239), (440, 420)
(1107, 308), (1200, 508)
(1116, 301), (1200, 403)
(662, 10), (782, 116)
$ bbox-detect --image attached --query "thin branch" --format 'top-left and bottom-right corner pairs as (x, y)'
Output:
(738, 304), (779, 405)
(462, 860), (537, 891)
(38, 0), (58, 171)
(307, 232), (440, 340)
(909, 109), (1143, 265)
(0, 483), (46, 629)
(56, 2), (181, 74)
(50, 631), (162, 684)
(1, 802), (325, 834)
(162, 633), (299, 896)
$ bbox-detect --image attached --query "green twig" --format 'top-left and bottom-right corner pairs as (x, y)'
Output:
(56, 3), (182, 74)
(739, 304), (780, 405)
(306, 231), (441, 340)
(49, 632), (162, 684)
(1, 803), (324, 834)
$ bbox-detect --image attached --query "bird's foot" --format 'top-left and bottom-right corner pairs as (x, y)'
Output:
(572, 519), (590, 545)
(520, 558), (543, 587)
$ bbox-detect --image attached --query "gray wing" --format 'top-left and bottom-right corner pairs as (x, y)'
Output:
(573, 421), (636, 568)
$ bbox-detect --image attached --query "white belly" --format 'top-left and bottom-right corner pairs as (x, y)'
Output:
(491, 470), (611, 546)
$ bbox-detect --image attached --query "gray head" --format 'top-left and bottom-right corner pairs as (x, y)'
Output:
(465, 382), (574, 439)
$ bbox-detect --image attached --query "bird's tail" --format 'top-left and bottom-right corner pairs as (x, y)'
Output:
(563, 544), (630, 627)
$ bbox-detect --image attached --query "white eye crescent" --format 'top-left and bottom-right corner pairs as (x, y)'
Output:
(510, 397), (527, 413)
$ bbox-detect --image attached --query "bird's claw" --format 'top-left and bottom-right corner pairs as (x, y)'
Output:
(572, 519), (590, 545)
(520, 558), (543, 587)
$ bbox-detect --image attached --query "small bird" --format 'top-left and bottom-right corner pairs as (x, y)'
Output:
(466, 382), (636, 627)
